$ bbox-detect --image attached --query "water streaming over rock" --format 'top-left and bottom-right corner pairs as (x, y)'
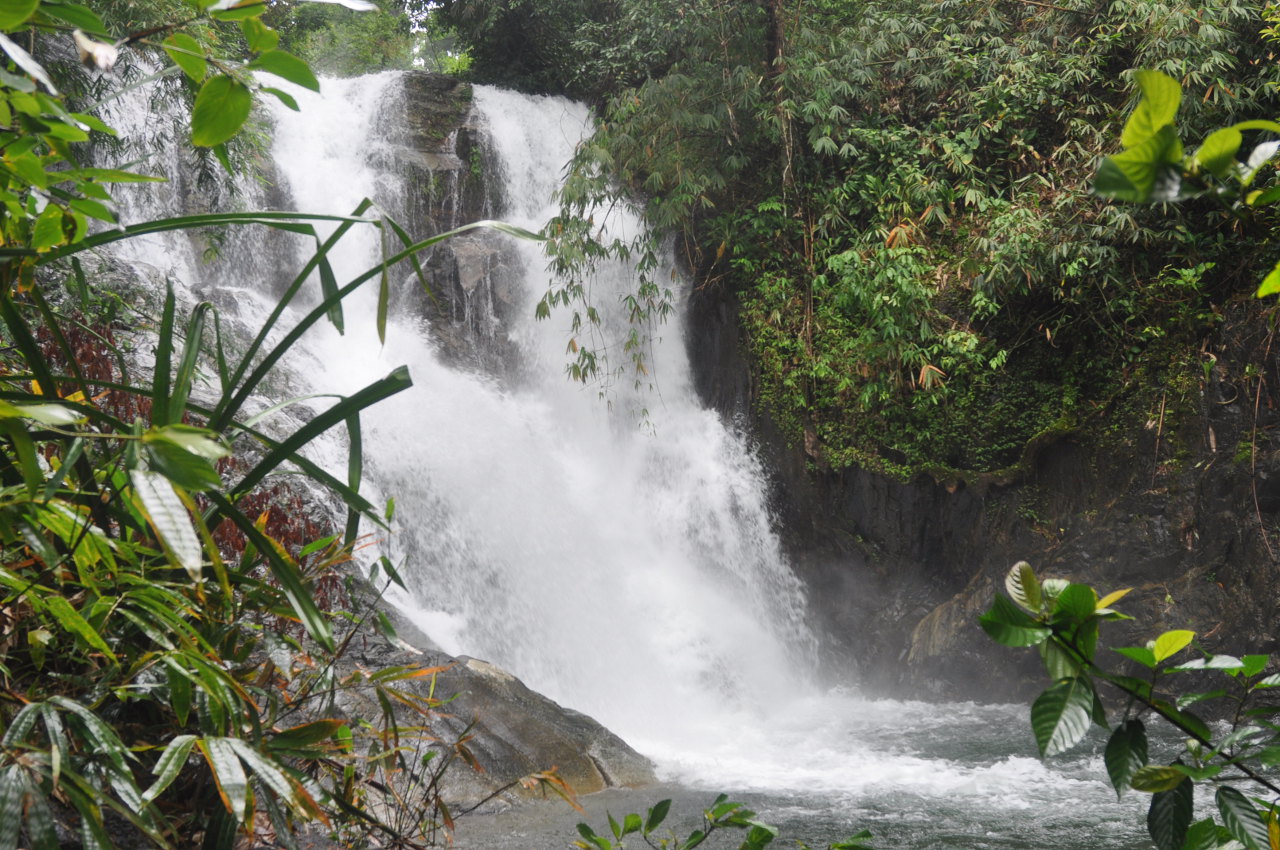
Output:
(105, 72), (1152, 848)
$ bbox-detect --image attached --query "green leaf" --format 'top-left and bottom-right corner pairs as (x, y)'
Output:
(261, 86), (298, 111)
(1147, 777), (1193, 850)
(1193, 127), (1243, 179)
(1242, 654), (1269, 677)
(1114, 645), (1158, 668)
(0, 0), (39, 30)
(269, 719), (344, 750)
(31, 204), (64, 251)
(143, 735), (197, 803)
(130, 470), (203, 580)
(644, 799), (671, 833)
(1154, 630), (1196, 663)
(247, 50), (319, 92)
(241, 17), (279, 52)
(39, 3), (108, 34)
(191, 76), (252, 148)
(1131, 765), (1188, 793)
(622, 813), (642, 836)
(1040, 638), (1081, 680)
(1105, 719), (1147, 797)
(75, 167), (164, 183)
(0, 33), (57, 94)
(206, 493), (335, 652)
(1256, 259), (1280, 298)
(0, 768), (21, 850)
(211, 0), (267, 20)
(1031, 677), (1094, 757)
(979, 593), (1051, 647)
(1122, 70), (1182, 149)
(1179, 819), (1219, 850)
(163, 33), (207, 82)
(1052, 583), (1097, 622)
(44, 596), (117, 662)
(1095, 125), (1183, 202)
(201, 737), (248, 823)
(143, 437), (222, 492)
(1217, 786), (1269, 850)
(1004, 561), (1041, 611)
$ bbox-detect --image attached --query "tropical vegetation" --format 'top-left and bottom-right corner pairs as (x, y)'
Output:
(0, 1), (549, 847)
(441, 0), (1280, 480)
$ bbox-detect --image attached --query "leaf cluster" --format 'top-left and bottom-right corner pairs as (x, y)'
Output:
(575, 794), (874, 850)
(983, 562), (1280, 850)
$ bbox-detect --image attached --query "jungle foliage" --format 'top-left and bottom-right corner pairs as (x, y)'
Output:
(983, 562), (1280, 850)
(453, 0), (1280, 478)
(0, 2), (555, 847)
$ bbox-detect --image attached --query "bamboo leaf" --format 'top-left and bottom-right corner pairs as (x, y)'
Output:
(201, 738), (249, 823)
(44, 596), (117, 662)
(143, 735), (197, 803)
(130, 469), (203, 580)
(205, 493), (334, 652)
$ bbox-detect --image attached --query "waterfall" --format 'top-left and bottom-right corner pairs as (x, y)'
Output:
(255, 75), (818, 757)
(103, 74), (1154, 848)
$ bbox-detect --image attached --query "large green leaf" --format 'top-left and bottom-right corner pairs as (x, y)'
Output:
(43, 596), (117, 662)
(1130, 766), (1187, 793)
(143, 435), (222, 492)
(1030, 677), (1094, 757)
(1004, 561), (1041, 612)
(1146, 777), (1192, 850)
(163, 33), (207, 82)
(1193, 127), (1243, 179)
(979, 593), (1051, 647)
(142, 735), (197, 803)
(1104, 719), (1147, 798)
(0, 0), (39, 33)
(191, 75), (252, 147)
(0, 766), (22, 850)
(1121, 70), (1183, 149)
(1095, 125), (1183, 202)
(1153, 630), (1195, 663)
(1217, 786), (1269, 850)
(247, 49), (319, 92)
(1256, 259), (1280, 298)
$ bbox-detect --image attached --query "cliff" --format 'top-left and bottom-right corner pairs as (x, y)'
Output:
(689, 282), (1280, 701)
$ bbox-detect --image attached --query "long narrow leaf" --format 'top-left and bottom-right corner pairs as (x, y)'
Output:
(344, 412), (362, 546)
(143, 735), (197, 803)
(204, 493), (335, 652)
(228, 367), (411, 502)
(211, 201), (375, 430)
(200, 738), (248, 823)
(152, 283), (176, 426)
(39, 211), (378, 263)
(169, 302), (212, 425)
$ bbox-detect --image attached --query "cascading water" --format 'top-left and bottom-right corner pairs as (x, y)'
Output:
(108, 72), (1153, 849)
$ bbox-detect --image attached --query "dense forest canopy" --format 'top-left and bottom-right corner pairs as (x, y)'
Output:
(439, 0), (1280, 480)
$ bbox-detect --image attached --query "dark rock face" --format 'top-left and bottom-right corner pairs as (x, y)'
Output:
(687, 283), (1280, 702)
(374, 72), (526, 378)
